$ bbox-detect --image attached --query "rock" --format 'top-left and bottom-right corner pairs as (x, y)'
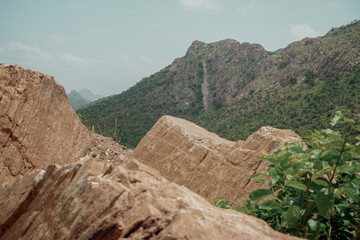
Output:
(0, 64), (93, 184)
(0, 155), (299, 239)
(134, 115), (303, 206)
(0, 64), (301, 239)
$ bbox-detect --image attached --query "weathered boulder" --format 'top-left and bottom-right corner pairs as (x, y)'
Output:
(134, 115), (303, 206)
(0, 150), (299, 239)
(0, 64), (94, 184)
(0, 64), (301, 239)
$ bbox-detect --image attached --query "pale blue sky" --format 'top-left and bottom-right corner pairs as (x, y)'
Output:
(0, 0), (359, 96)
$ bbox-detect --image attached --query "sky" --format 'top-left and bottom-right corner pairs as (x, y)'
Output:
(0, 0), (359, 96)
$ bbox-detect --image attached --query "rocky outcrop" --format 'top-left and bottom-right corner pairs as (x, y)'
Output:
(0, 152), (299, 239)
(0, 64), (93, 184)
(0, 64), (301, 239)
(134, 115), (303, 206)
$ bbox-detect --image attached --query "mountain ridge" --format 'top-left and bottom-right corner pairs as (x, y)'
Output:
(67, 89), (103, 110)
(79, 20), (360, 148)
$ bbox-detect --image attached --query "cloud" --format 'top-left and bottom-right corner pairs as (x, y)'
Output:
(0, 48), (4, 53)
(49, 34), (69, 43)
(179, 0), (222, 11)
(237, 2), (255, 15)
(8, 42), (51, 59)
(60, 53), (99, 66)
(290, 24), (319, 40)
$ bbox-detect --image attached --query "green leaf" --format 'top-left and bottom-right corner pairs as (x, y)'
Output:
(287, 144), (303, 154)
(312, 177), (328, 187)
(330, 109), (347, 127)
(261, 155), (277, 164)
(355, 125), (360, 133)
(285, 205), (301, 228)
(258, 200), (281, 210)
(250, 173), (267, 180)
(342, 116), (355, 124)
(303, 200), (317, 222)
(307, 219), (320, 232)
(243, 200), (251, 207)
(336, 164), (356, 174)
(316, 187), (335, 219)
(270, 173), (282, 186)
(319, 152), (338, 163)
(233, 206), (247, 212)
(313, 167), (333, 179)
(272, 221), (282, 231)
(214, 199), (231, 209)
(249, 189), (273, 202)
(284, 179), (307, 191)
(343, 182), (360, 200)
(255, 179), (268, 183)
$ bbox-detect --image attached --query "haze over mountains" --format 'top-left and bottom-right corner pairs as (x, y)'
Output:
(67, 89), (103, 110)
(79, 20), (360, 148)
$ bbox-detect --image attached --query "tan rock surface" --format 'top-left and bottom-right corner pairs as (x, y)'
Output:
(0, 153), (299, 240)
(0, 64), (94, 184)
(134, 115), (303, 206)
(0, 64), (301, 239)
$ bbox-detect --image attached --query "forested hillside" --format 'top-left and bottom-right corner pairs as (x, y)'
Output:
(79, 20), (360, 148)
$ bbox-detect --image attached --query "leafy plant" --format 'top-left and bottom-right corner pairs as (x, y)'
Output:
(79, 113), (90, 129)
(234, 109), (360, 239)
(211, 199), (231, 209)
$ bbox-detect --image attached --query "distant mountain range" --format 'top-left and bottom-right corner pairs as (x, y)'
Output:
(78, 20), (360, 148)
(67, 89), (103, 110)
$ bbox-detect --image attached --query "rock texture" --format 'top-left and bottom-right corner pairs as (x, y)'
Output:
(0, 154), (299, 240)
(134, 115), (303, 206)
(0, 64), (93, 184)
(0, 63), (302, 239)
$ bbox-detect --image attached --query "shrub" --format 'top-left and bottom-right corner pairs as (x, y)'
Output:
(219, 109), (360, 239)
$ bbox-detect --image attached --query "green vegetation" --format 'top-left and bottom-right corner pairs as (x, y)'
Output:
(77, 62), (206, 148)
(78, 21), (360, 148)
(210, 199), (231, 209)
(217, 110), (360, 239)
(195, 66), (360, 142)
(79, 66), (360, 149)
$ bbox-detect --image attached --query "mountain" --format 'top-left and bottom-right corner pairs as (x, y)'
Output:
(78, 88), (103, 102)
(79, 20), (360, 148)
(67, 90), (91, 110)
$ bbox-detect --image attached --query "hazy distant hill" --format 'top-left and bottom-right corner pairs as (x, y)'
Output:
(79, 89), (103, 102)
(67, 90), (91, 110)
(79, 20), (360, 148)
(67, 89), (103, 110)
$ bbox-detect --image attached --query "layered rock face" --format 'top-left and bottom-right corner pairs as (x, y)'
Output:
(134, 115), (303, 206)
(0, 64), (93, 184)
(0, 153), (298, 240)
(0, 64), (300, 239)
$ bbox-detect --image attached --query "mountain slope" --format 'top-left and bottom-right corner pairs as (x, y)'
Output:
(79, 20), (360, 148)
(67, 90), (91, 110)
(78, 89), (103, 102)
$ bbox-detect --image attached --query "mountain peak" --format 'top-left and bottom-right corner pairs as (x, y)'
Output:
(186, 40), (205, 55)
(79, 89), (103, 101)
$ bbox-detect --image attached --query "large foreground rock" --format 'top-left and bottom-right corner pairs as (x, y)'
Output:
(0, 64), (94, 184)
(134, 115), (303, 206)
(0, 149), (298, 239)
(0, 64), (300, 239)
